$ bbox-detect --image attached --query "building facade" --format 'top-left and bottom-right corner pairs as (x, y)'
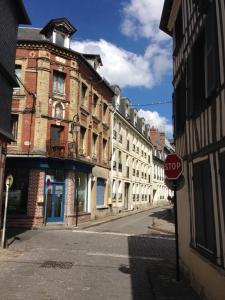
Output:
(6, 18), (113, 226)
(110, 86), (171, 212)
(0, 0), (30, 221)
(161, 1), (225, 299)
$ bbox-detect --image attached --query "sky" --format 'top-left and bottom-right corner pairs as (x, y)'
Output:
(23, 0), (173, 137)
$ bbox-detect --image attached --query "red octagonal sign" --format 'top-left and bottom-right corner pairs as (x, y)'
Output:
(164, 153), (183, 180)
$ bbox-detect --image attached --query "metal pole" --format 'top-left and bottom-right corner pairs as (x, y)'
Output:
(174, 181), (180, 281)
(1, 184), (9, 248)
(75, 179), (79, 227)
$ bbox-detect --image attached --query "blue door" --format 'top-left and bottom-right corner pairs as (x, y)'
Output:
(46, 182), (65, 222)
(96, 178), (105, 206)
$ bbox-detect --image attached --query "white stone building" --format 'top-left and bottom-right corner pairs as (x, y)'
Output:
(110, 87), (154, 212)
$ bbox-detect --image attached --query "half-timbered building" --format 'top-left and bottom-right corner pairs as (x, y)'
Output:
(160, 1), (225, 299)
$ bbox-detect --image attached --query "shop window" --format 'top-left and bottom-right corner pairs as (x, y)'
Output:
(75, 172), (88, 213)
(193, 160), (216, 261)
(5, 168), (30, 215)
(10, 114), (18, 145)
(96, 178), (105, 206)
(53, 71), (65, 95)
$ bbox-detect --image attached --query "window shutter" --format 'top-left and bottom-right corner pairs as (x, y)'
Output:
(186, 55), (193, 117)
(205, 3), (219, 98)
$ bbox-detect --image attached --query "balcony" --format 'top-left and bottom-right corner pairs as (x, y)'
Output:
(46, 140), (67, 158)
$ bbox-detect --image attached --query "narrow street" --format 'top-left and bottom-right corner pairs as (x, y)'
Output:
(0, 207), (200, 300)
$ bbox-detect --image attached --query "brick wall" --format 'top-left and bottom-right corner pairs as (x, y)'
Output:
(27, 169), (44, 219)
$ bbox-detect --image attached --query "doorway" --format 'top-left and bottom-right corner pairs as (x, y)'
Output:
(124, 182), (130, 210)
(46, 182), (65, 222)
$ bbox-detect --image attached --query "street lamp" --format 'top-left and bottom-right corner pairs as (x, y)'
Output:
(70, 114), (80, 227)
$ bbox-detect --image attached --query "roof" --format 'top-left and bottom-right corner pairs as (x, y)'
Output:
(18, 28), (46, 41)
(40, 18), (76, 37)
(14, 0), (31, 25)
(159, 0), (173, 36)
(82, 53), (103, 66)
(17, 26), (115, 96)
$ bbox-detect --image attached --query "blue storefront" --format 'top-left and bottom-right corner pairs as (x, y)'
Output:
(5, 157), (93, 226)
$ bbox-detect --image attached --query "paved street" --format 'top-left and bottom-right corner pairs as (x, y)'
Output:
(0, 207), (200, 300)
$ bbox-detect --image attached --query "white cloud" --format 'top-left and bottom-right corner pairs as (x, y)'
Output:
(121, 0), (169, 42)
(71, 39), (171, 88)
(138, 109), (173, 136)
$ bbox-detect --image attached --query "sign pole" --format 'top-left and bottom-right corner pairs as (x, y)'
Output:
(173, 180), (180, 281)
(1, 184), (9, 248)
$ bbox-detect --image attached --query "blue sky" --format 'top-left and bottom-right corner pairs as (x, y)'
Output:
(23, 0), (173, 136)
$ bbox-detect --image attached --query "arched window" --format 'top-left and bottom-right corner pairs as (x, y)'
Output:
(54, 102), (64, 119)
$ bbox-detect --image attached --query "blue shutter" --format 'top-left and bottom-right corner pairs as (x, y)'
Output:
(96, 178), (105, 206)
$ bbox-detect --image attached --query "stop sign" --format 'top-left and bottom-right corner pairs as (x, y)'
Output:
(164, 153), (183, 180)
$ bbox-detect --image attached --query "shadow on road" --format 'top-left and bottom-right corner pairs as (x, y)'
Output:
(120, 233), (200, 300)
(149, 207), (175, 224)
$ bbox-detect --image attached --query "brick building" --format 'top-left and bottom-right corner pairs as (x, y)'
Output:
(6, 18), (114, 226)
(0, 0), (30, 221)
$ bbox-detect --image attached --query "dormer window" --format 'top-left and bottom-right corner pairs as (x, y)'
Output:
(55, 31), (66, 47)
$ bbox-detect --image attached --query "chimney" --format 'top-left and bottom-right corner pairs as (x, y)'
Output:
(159, 132), (165, 146)
(149, 127), (158, 146)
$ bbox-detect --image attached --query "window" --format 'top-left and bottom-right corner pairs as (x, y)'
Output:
(53, 72), (65, 95)
(11, 114), (18, 144)
(54, 102), (64, 119)
(103, 103), (107, 124)
(93, 94), (98, 117)
(174, 72), (186, 136)
(92, 133), (98, 160)
(15, 65), (22, 86)
(6, 168), (29, 215)
(96, 178), (105, 206)
(193, 160), (216, 261)
(219, 154), (225, 229)
(50, 125), (64, 146)
(81, 83), (87, 106)
(103, 139), (107, 162)
(187, 3), (219, 117)
(118, 151), (122, 172)
(55, 31), (65, 47)
(173, 7), (183, 53)
(80, 127), (87, 155)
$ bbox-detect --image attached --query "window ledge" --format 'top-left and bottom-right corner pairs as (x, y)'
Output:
(96, 205), (108, 209)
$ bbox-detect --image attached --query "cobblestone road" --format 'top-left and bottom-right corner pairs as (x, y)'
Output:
(0, 207), (201, 300)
